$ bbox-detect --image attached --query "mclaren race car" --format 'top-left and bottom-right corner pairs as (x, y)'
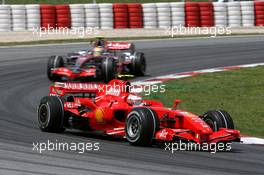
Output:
(38, 79), (240, 147)
(47, 41), (146, 82)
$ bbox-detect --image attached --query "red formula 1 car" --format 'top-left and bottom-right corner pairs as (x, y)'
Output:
(38, 80), (240, 146)
(47, 41), (146, 82)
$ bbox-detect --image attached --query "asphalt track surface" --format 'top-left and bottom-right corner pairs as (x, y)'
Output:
(0, 36), (264, 175)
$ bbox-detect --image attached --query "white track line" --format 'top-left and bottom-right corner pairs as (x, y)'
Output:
(241, 137), (264, 145)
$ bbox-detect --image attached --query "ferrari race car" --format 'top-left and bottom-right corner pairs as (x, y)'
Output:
(47, 41), (146, 82)
(38, 79), (240, 146)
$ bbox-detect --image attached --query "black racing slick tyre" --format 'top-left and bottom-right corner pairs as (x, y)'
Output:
(202, 110), (234, 131)
(101, 57), (116, 82)
(125, 107), (159, 146)
(132, 52), (146, 76)
(47, 55), (64, 81)
(38, 96), (65, 133)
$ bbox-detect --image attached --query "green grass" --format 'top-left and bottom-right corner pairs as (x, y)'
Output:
(0, 35), (226, 46)
(145, 66), (264, 137)
(1, 33), (264, 46)
(4, 0), (209, 5)
(0, 36), (170, 46)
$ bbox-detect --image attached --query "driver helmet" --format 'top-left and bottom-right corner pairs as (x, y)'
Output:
(127, 94), (143, 106)
(93, 47), (104, 57)
(97, 39), (105, 47)
(95, 36), (105, 47)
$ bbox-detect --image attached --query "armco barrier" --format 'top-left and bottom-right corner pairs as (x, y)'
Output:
(1, 2), (264, 31)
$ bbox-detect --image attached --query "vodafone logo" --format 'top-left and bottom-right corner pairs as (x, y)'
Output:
(107, 42), (131, 50)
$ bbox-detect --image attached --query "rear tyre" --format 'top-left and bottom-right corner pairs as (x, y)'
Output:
(38, 96), (65, 133)
(101, 57), (116, 82)
(132, 52), (146, 76)
(202, 110), (234, 131)
(125, 107), (159, 146)
(47, 55), (64, 81)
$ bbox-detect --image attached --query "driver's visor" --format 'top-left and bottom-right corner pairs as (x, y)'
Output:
(93, 51), (102, 56)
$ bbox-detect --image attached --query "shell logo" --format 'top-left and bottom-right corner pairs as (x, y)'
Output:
(95, 108), (104, 123)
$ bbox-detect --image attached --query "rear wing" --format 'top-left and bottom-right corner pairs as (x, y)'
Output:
(50, 82), (101, 97)
(106, 42), (132, 50)
(49, 80), (131, 97)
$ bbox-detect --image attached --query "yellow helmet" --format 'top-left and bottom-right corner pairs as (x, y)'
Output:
(93, 47), (103, 56)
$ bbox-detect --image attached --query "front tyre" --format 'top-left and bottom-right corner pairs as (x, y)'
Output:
(132, 52), (146, 76)
(202, 110), (234, 131)
(47, 56), (64, 81)
(101, 57), (116, 82)
(125, 107), (159, 146)
(38, 96), (65, 133)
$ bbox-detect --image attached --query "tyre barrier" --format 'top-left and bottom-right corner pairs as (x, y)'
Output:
(185, 2), (200, 27)
(11, 5), (26, 31)
(26, 4), (40, 31)
(113, 3), (128, 29)
(70, 4), (85, 28)
(99, 3), (113, 29)
(85, 3), (99, 28)
(170, 2), (185, 27)
(213, 2), (227, 27)
(142, 3), (157, 29)
(0, 5), (11, 31)
(56, 5), (71, 28)
(40, 4), (56, 29)
(199, 2), (214, 27)
(128, 3), (143, 28)
(227, 2), (241, 27)
(254, 1), (264, 26)
(241, 1), (254, 27)
(156, 3), (171, 28)
(1, 2), (264, 32)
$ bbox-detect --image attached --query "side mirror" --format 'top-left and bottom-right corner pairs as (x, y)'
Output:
(173, 99), (182, 109)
